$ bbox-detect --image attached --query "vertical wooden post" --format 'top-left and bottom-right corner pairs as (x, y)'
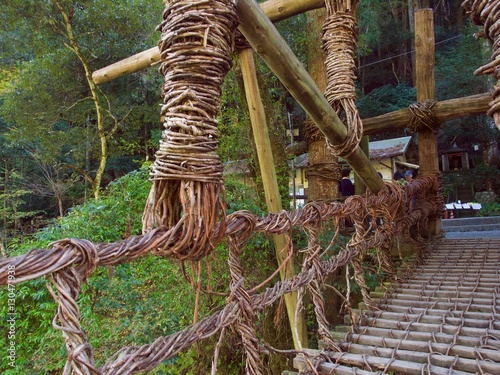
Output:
(306, 8), (340, 201)
(354, 136), (370, 195)
(415, 9), (442, 235)
(239, 48), (309, 350)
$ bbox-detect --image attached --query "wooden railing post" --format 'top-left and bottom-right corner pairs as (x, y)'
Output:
(239, 48), (309, 350)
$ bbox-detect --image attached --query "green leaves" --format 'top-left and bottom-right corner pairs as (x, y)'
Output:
(357, 82), (416, 118)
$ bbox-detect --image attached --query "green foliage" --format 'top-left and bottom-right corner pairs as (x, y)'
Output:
(478, 202), (500, 217)
(435, 22), (488, 100)
(443, 163), (500, 196)
(357, 82), (416, 118)
(0, 0), (164, 212)
(1, 168), (277, 374)
(218, 69), (252, 163)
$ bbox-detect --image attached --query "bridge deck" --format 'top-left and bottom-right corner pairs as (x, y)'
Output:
(293, 238), (500, 375)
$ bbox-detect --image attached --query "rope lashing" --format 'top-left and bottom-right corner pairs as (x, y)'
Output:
(322, 0), (362, 158)
(143, 0), (238, 260)
(462, 0), (500, 130)
(305, 163), (342, 181)
(407, 99), (439, 133)
(304, 117), (324, 145)
(303, 118), (342, 185)
(234, 30), (252, 51)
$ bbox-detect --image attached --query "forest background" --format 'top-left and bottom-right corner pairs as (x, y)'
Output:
(0, 0), (499, 374)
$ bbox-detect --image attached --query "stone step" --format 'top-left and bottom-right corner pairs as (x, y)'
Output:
(444, 223), (500, 232)
(442, 216), (500, 228)
(442, 216), (500, 233)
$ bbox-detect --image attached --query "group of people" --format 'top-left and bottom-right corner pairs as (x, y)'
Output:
(339, 167), (415, 199)
(393, 168), (414, 185)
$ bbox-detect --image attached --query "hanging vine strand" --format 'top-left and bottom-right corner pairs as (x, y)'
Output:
(462, 0), (500, 129)
(322, 0), (362, 157)
(142, 0), (238, 260)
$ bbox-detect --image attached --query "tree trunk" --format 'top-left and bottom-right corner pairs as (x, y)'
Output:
(304, 7), (345, 330)
(55, 0), (109, 199)
(237, 0), (386, 194)
(415, 9), (442, 235)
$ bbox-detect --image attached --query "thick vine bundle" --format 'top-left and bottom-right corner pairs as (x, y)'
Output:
(462, 0), (500, 130)
(143, 0), (238, 260)
(322, 0), (362, 157)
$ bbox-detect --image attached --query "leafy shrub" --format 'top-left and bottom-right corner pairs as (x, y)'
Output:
(1, 168), (275, 374)
(478, 202), (500, 217)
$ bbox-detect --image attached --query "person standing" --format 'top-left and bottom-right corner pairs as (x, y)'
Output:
(405, 170), (416, 209)
(339, 168), (355, 197)
(404, 169), (414, 184)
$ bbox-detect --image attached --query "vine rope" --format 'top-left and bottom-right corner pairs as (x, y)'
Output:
(407, 99), (439, 133)
(322, 0), (363, 158)
(0, 1), (446, 372)
(142, 0), (238, 260)
(462, 0), (500, 130)
(0, 176), (442, 374)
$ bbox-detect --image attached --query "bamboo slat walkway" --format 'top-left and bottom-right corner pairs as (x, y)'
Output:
(292, 238), (500, 374)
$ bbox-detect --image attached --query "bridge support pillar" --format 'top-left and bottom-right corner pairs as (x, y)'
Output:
(415, 8), (442, 236)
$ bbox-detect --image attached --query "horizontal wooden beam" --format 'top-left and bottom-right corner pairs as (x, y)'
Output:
(286, 92), (491, 157)
(363, 92), (491, 135)
(92, 0), (324, 84)
(237, 0), (386, 194)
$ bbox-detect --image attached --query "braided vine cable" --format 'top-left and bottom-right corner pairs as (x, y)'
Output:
(0, 177), (441, 374)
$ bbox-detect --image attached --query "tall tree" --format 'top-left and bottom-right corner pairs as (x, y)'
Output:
(0, 0), (163, 201)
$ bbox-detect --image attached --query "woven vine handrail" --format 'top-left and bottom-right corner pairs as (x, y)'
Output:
(0, 175), (443, 374)
(0, 0), (449, 373)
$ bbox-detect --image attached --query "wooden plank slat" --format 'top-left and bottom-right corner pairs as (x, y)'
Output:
(342, 334), (500, 361)
(295, 349), (475, 375)
(354, 310), (500, 329)
(343, 343), (500, 373)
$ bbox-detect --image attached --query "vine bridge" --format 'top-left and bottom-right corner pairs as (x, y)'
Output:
(1, 0), (500, 374)
(292, 237), (500, 375)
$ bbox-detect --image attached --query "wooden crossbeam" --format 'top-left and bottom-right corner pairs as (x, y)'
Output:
(363, 92), (491, 135)
(286, 92), (491, 158)
(91, 0), (324, 84)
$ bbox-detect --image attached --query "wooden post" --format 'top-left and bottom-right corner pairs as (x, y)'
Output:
(415, 9), (442, 235)
(237, 0), (386, 195)
(354, 136), (370, 195)
(239, 48), (309, 350)
(92, 0), (324, 84)
(287, 91), (492, 158)
(306, 8), (341, 201)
